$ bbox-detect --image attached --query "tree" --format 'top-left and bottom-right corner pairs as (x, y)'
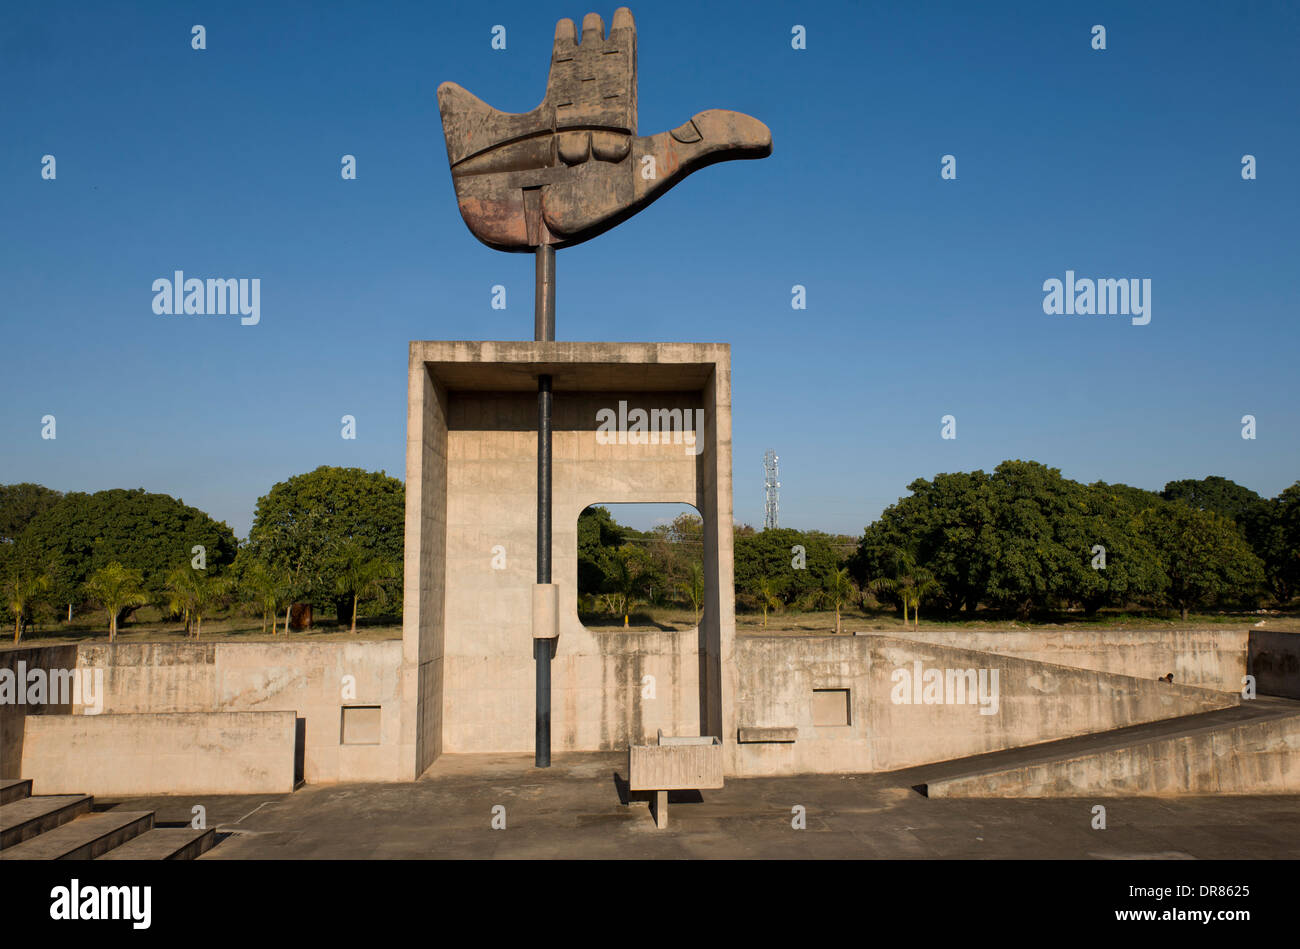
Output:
(16, 489), (236, 615)
(235, 554), (295, 635)
(1137, 504), (1265, 618)
(754, 576), (782, 629)
(164, 566), (230, 638)
(5, 566), (50, 643)
(681, 561), (705, 626)
(333, 541), (398, 634)
(0, 483), (63, 544)
(577, 505), (626, 597)
(735, 528), (838, 606)
(1161, 477), (1270, 550)
(870, 563), (941, 628)
(247, 467), (404, 618)
(84, 562), (148, 641)
(1256, 481), (1300, 605)
(820, 566), (857, 634)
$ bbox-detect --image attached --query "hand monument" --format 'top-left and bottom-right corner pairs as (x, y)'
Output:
(437, 7), (772, 252)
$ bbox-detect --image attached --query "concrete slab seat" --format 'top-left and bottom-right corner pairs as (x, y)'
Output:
(628, 731), (723, 828)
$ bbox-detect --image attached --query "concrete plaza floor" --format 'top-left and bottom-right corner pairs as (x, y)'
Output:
(98, 752), (1300, 859)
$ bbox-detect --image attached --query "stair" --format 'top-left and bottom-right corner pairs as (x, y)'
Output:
(0, 794), (92, 848)
(0, 779), (220, 859)
(0, 779), (32, 805)
(916, 696), (1300, 798)
(1, 810), (154, 860)
(98, 827), (216, 860)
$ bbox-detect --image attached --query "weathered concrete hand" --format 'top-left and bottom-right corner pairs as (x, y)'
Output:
(437, 7), (772, 252)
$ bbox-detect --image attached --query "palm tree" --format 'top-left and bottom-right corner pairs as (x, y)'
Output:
(605, 548), (644, 628)
(680, 561), (705, 627)
(6, 569), (50, 644)
(333, 542), (397, 634)
(871, 568), (942, 630)
(84, 562), (148, 642)
(821, 566), (857, 635)
(239, 560), (293, 635)
(164, 566), (229, 638)
(755, 576), (782, 629)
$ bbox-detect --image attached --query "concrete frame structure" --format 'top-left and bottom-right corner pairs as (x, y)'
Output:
(402, 341), (734, 777)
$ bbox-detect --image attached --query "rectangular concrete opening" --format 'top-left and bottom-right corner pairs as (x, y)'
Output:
(341, 706), (382, 745)
(812, 689), (851, 727)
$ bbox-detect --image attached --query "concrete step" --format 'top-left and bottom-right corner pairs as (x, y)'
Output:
(0, 794), (93, 849)
(0, 810), (155, 860)
(98, 827), (216, 861)
(918, 697), (1300, 798)
(0, 778), (32, 805)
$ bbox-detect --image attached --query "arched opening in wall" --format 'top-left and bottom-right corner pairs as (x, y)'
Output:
(577, 503), (705, 631)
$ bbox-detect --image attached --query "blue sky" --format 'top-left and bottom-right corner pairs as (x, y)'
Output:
(2, 0), (1297, 538)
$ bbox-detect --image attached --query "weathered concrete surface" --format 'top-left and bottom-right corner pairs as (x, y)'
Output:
(731, 634), (1239, 777)
(404, 342), (734, 771)
(160, 751), (1300, 859)
(629, 738), (722, 791)
(926, 699), (1300, 798)
(890, 628), (1248, 692)
(1249, 629), (1300, 698)
(0, 645), (79, 777)
(20, 712), (296, 795)
(6, 641), (405, 785)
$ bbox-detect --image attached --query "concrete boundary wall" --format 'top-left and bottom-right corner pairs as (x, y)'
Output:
(926, 712), (1300, 798)
(730, 634), (1239, 777)
(4, 641), (405, 787)
(886, 628), (1249, 693)
(21, 711), (296, 795)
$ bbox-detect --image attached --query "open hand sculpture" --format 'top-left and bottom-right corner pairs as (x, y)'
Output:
(437, 7), (772, 252)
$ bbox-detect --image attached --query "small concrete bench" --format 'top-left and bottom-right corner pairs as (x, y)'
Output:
(628, 730), (723, 828)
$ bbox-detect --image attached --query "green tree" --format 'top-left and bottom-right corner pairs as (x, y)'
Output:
(1137, 503), (1265, 618)
(234, 554), (295, 635)
(754, 576), (782, 629)
(5, 565), (50, 643)
(681, 561), (705, 626)
(577, 505), (626, 596)
(333, 541), (398, 634)
(16, 489), (236, 615)
(163, 566), (229, 638)
(819, 566), (857, 634)
(84, 562), (148, 642)
(0, 483), (63, 544)
(1257, 481), (1300, 604)
(246, 467), (404, 619)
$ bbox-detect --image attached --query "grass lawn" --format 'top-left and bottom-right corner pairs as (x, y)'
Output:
(581, 605), (1300, 635)
(7, 604), (401, 648)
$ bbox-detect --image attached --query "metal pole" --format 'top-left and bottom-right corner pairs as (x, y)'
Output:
(535, 243), (555, 767)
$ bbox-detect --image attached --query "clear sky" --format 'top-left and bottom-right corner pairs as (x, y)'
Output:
(2, 0), (1297, 539)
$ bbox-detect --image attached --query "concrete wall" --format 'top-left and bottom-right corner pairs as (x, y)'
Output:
(21, 711), (296, 795)
(7, 641), (405, 788)
(1249, 629), (1300, 699)
(889, 628), (1248, 692)
(405, 342), (734, 763)
(1, 645), (79, 777)
(730, 634), (1239, 777)
(926, 712), (1300, 798)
